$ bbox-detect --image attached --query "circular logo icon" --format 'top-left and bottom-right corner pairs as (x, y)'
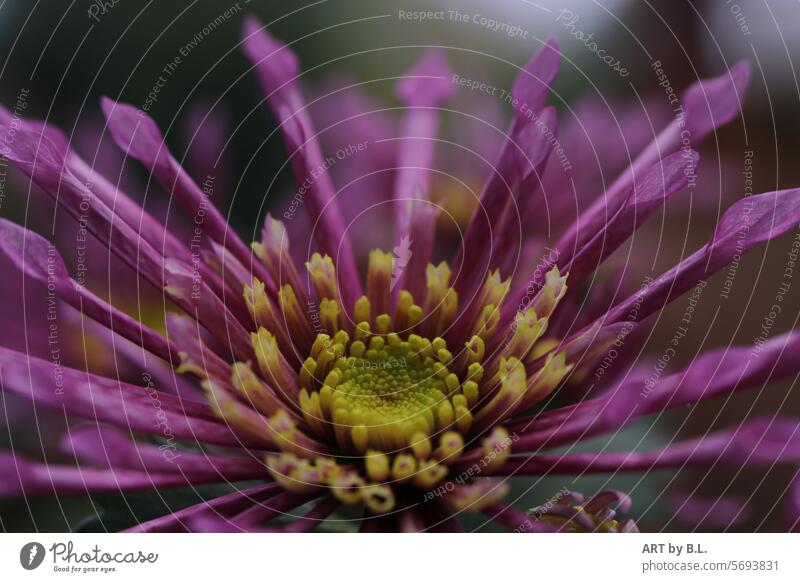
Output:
(19, 542), (46, 570)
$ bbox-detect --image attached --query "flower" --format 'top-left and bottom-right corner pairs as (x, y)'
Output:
(1, 16), (800, 533)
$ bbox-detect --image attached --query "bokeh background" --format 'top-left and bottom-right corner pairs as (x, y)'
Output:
(2, 0), (800, 531)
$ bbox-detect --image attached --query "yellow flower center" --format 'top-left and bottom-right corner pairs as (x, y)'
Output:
(299, 331), (472, 455)
(230, 241), (571, 513)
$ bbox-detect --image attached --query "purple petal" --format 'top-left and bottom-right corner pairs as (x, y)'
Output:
(125, 482), (281, 532)
(683, 61), (750, 139)
(511, 328), (800, 449)
(241, 16), (300, 97)
(304, 77), (397, 256)
(187, 514), (260, 532)
(0, 119), (68, 184)
(76, 286), (180, 365)
(99, 97), (170, 174)
(453, 108), (557, 335)
(604, 187), (800, 325)
(551, 62), (749, 275)
(515, 320), (633, 383)
(453, 40), (560, 296)
(275, 105), (362, 308)
(0, 103), (70, 152)
(397, 506), (426, 533)
(502, 417), (800, 471)
(565, 149), (698, 286)
(61, 425), (265, 480)
(393, 50), (454, 286)
(280, 495), (340, 533)
(403, 200), (440, 301)
(0, 451), (196, 496)
(503, 149), (697, 328)
(206, 241), (253, 295)
(164, 313), (232, 380)
(182, 100), (232, 200)
(240, 18), (361, 307)
(583, 490), (632, 513)
(100, 98), (272, 294)
(0, 120), (174, 292)
(67, 154), (193, 265)
(512, 37), (560, 116)
(0, 168), (242, 368)
(396, 48), (455, 106)
(641, 328), (800, 412)
(536, 97), (669, 232)
(492, 108), (560, 277)
(231, 490), (318, 526)
(0, 219), (178, 363)
(0, 347), (253, 447)
(164, 259), (254, 362)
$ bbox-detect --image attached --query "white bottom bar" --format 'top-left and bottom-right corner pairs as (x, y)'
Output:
(1, 533), (798, 581)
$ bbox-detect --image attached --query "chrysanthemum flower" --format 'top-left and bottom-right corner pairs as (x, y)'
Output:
(2, 17), (800, 532)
